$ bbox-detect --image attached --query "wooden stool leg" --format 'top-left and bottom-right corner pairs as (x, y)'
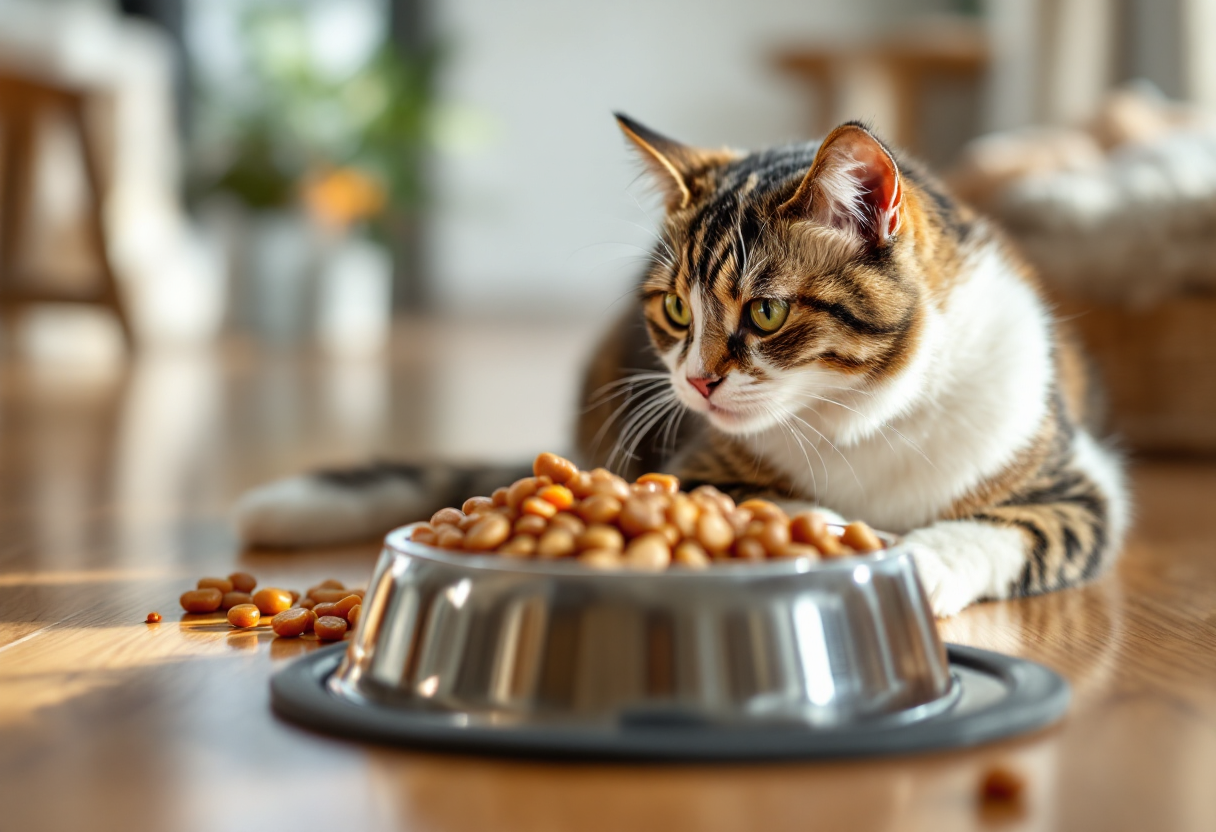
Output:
(0, 95), (36, 347)
(67, 96), (135, 348)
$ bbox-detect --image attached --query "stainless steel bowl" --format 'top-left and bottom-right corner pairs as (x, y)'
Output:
(330, 524), (955, 729)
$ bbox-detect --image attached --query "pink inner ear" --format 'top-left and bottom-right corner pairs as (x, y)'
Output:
(856, 141), (904, 221)
(809, 127), (903, 243)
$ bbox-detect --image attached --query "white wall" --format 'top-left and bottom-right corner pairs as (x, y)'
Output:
(429, 0), (934, 315)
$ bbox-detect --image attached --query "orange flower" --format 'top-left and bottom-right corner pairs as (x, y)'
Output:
(302, 167), (387, 231)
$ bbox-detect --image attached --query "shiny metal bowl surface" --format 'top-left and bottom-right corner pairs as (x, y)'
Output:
(330, 524), (955, 730)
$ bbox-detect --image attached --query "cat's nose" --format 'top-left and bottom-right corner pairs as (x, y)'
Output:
(687, 374), (723, 399)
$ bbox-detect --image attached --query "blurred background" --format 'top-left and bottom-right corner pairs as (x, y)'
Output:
(1, 0), (1215, 498)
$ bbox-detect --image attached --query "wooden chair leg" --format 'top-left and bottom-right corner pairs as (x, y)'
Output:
(68, 96), (134, 348)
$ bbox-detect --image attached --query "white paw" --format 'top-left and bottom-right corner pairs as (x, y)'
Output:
(903, 541), (977, 618)
(234, 474), (426, 548)
(903, 520), (1029, 618)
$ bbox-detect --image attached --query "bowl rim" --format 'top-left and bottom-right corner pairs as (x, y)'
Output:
(384, 523), (908, 580)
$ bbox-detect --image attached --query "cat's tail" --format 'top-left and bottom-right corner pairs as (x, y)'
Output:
(233, 461), (532, 548)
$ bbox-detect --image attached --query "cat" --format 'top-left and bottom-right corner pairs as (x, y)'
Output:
(235, 116), (1129, 616)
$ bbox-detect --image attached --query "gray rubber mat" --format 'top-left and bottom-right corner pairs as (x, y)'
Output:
(271, 643), (1069, 760)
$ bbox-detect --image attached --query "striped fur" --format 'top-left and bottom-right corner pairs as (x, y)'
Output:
(581, 117), (1128, 615)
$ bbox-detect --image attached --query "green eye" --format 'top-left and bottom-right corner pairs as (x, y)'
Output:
(664, 293), (691, 327)
(749, 298), (790, 333)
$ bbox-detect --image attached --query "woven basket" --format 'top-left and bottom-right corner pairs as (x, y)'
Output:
(1053, 292), (1216, 453)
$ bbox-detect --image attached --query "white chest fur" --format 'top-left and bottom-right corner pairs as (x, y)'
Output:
(748, 243), (1054, 533)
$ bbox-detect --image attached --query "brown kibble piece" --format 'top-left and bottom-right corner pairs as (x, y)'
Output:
(577, 494), (622, 525)
(673, 540), (710, 568)
(779, 543), (822, 560)
(197, 577), (234, 594)
(578, 548), (624, 570)
(464, 513), (512, 551)
(755, 519), (791, 555)
(348, 604), (362, 628)
(299, 597), (316, 610)
(252, 587), (293, 616)
(790, 511), (828, 545)
(659, 523), (681, 546)
(491, 486), (510, 506)
(228, 572), (257, 593)
(179, 588), (223, 614)
(431, 507), (465, 527)
(738, 499), (788, 522)
(308, 587), (349, 604)
(695, 511), (734, 552)
(319, 579), (345, 590)
(499, 534), (538, 557)
(221, 590), (253, 611)
(667, 493), (699, 537)
(410, 523), (438, 545)
(588, 469), (631, 500)
(314, 616), (348, 641)
(313, 602), (340, 619)
(521, 495), (558, 519)
(726, 508), (754, 536)
(735, 537), (768, 561)
(624, 532), (672, 571)
(533, 452), (579, 484)
(566, 471), (594, 498)
(506, 477), (541, 510)
(334, 594), (362, 621)
(411, 527), (438, 546)
(537, 484), (575, 510)
(691, 484), (735, 515)
(537, 527), (577, 559)
(514, 514), (548, 536)
(462, 496), (495, 515)
(576, 524), (625, 552)
(636, 472), (680, 494)
(979, 766), (1024, 804)
(271, 607), (312, 638)
(841, 521), (883, 552)
(145, 611), (162, 624)
(226, 603), (261, 629)
(619, 497), (666, 537)
(549, 512), (586, 535)
(435, 526), (466, 549)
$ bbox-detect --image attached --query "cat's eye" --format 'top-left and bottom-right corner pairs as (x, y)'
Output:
(748, 298), (789, 333)
(664, 293), (691, 327)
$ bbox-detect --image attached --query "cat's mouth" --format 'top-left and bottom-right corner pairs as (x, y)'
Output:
(696, 398), (778, 435)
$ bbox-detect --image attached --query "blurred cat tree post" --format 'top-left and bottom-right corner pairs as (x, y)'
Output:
(986, 0), (1216, 129)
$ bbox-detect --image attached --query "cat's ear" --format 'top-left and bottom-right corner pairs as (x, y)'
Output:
(615, 113), (732, 211)
(780, 122), (903, 245)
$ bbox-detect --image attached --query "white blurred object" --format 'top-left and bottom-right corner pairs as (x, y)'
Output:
(0, 0), (226, 345)
(316, 235), (392, 357)
(953, 85), (1216, 307)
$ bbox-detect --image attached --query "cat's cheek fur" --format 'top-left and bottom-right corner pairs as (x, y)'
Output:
(234, 475), (429, 548)
(903, 521), (1029, 617)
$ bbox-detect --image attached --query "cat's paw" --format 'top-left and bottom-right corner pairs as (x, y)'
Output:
(902, 541), (976, 618)
(902, 520), (1029, 618)
(234, 473), (425, 548)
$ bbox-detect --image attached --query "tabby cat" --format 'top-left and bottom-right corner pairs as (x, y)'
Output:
(236, 116), (1128, 616)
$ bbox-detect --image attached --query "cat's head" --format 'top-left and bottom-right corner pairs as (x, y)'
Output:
(619, 115), (942, 438)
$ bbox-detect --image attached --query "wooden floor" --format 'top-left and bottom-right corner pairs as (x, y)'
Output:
(1, 319), (1214, 832)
